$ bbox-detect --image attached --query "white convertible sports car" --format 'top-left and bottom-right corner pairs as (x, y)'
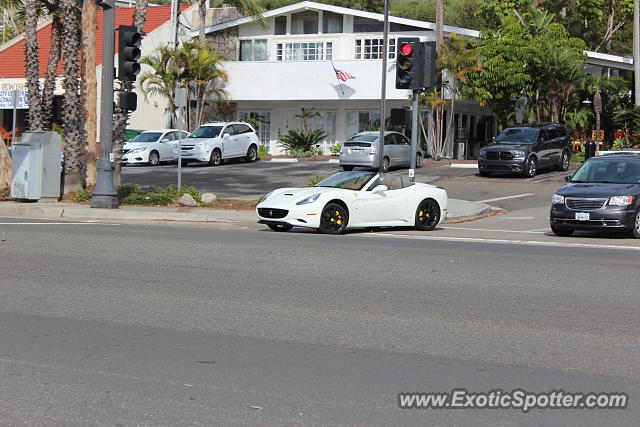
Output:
(256, 171), (448, 234)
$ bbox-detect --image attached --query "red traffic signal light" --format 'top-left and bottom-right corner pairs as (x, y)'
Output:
(400, 43), (413, 57)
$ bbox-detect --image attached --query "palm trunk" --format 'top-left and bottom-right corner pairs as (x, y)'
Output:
(82, 0), (98, 187)
(62, 0), (85, 191)
(0, 141), (11, 190)
(199, 0), (207, 44)
(42, 16), (62, 129)
(24, 0), (44, 130)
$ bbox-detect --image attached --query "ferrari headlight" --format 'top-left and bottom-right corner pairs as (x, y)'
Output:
(296, 193), (321, 205)
(552, 194), (565, 204)
(608, 195), (633, 206)
(260, 191), (274, 202)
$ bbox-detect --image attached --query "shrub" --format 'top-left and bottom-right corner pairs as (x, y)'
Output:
(330, 143), (341, 154)
(258, 144), (269, 156)
(308, 175), (325, 186)
(289, 147), (323, 158)
(279, 129), (327, 153)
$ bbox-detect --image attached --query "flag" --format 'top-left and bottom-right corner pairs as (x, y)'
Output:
(334, 66), (355, 82)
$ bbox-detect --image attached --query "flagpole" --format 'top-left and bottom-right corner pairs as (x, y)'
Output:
(331, 60), (345, 95)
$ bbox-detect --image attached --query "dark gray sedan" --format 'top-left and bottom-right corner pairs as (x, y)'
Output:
(338, 131), (423, 173)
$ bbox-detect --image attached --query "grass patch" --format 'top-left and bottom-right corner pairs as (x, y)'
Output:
(570, 151), (585, 163)
(64, 185), (205, 206)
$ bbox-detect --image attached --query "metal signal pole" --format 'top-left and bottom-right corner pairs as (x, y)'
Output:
(91, 0), (118, 208)
(378, 0), (390, 173)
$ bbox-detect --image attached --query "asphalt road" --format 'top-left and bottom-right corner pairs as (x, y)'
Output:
(1, 218), (638, 425)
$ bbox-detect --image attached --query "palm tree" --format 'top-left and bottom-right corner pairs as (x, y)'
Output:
(61, 0), (84, 190)
(418, 90), (446, 160)
(184, 42), (228, 127)
(23, 0), (44, 130)
(139, 44), (182, 127)
(583, 74), (617, 148)
(437, 34), (481, 158)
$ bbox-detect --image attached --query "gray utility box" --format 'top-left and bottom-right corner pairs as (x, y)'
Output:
(11, 131), (62, 201)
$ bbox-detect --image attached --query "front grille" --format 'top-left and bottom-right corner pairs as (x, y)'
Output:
(500, 152), (514, 160)
(181, 145), (194, 151)
(565, 198), (607, 210)
(485, 151), (518, 160)
(486, 152), (499, 160)
(258, 208), (288, 219)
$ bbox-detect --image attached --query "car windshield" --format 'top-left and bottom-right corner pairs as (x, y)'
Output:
(571, 159), (640, 184)
(189, 126), (223, 139)
(347, 134), (378, 142)
(495, 128), (538, 144)
(316, 172), (376, 190)
(130, 132), (162, 143)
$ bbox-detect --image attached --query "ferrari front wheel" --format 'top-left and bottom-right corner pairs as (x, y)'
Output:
(319, 203), (348, 234)
(415, 199), (440, 231)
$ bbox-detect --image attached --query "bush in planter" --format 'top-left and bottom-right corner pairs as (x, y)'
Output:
(330, 143), (341, 155)
(279, 129), (327, 153)
(289, 147), (323, 158)
(258, 144), (269, 156)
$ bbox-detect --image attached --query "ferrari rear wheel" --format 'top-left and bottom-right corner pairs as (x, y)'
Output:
(319, 203), (348, 235)
(415, 198), (440, 231)
(267, 223), (292, 232)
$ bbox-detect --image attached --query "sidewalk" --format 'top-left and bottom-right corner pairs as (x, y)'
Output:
(0, 199), (491, 224)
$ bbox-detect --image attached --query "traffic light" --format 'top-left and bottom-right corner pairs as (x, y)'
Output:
(422, 41), (437, 89)
(117, 25), (141, 82)
(118, 91), (137, 111)
(395, 37), (422, 90)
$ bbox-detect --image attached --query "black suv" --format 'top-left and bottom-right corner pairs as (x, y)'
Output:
(478, 123), (572, 178)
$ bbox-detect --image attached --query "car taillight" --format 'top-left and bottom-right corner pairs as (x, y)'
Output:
(369, 146), (377, 155)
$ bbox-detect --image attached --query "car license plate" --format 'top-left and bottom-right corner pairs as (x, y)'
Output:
(351, 148), (363, 154)
(575, 212), (590, 221)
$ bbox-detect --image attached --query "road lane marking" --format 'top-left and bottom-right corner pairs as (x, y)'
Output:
(502, 216), (535, 220)
(0, 222), (111, 225)
(474, 193), (534, 203)
(442, 226), (547, 234)
(365, 232), (640, 251)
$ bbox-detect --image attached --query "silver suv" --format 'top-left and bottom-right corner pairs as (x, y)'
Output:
(339, 131), (423, 172)
(178, 121), (260, 166)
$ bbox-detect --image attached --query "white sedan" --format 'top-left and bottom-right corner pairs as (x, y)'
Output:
(256, 171), (448, 234)
(122, 129), (189, 166)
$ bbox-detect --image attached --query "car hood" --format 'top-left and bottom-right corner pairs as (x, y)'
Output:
(483, 143), (532, 151)
(556, 182), (640, 198)
(123, 142), (155, 150)
(262, 187), (345, 205)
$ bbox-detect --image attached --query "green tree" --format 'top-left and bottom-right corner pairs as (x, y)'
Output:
(139, 45), (182, 127)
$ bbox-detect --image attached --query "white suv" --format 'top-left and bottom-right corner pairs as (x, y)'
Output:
(178, 121), (260, 166)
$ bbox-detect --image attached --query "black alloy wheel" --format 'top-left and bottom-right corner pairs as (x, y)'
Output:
(209, 149), (222, 166)
(246, 145), (258, 162)
(319, 203), (348, 234)
(551, 224), (574, 237)
(525, 157), (537, 178)
(414, 198), (440, 231)
(558, 150), (570, 171)
(267, 223), (293, 232)
(148, 151), (160, 166)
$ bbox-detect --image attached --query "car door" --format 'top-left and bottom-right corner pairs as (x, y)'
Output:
(220, 124), (238, 158)
(394, 133), (411, 166)
(353, 175), (410, 225)
(383, 134), (398, 166)
(233, 124), (254, 157)
(158, 131), (177, 161)
(535, 128), (553, 166)
(547, 125), (563, 164)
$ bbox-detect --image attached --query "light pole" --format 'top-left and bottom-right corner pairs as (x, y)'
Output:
(377, 0), (389, 173)
(91, 0), (118, 208)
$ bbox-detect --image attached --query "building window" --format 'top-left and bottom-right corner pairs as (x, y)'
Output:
(355, 38), (396, 60)
(276, 42), (332, 61)
(346, 110), (381, 138)
(353, 16), (383, 33)
(291, 11), (319, 34)
(323, 11), (343, 33)
(274, 16), (286, 35)
(307, 111), (337, 152)
(239, 39), (267, 61)
(239, 111), (271, 150)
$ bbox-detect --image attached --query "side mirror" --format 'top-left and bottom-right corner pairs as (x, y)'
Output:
(564, 175), (572, 183)
(161, 138), (170, 143)
(372, 185), (388, 194)
(222, 133), (230, 139)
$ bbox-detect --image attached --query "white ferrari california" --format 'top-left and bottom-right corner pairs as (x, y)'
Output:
(256, 171), (448, 234)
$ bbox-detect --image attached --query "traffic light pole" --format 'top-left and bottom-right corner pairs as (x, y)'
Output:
(377, 0), (390, 173)
(91, 1), (118, 208)
(410, 89), (419, 182)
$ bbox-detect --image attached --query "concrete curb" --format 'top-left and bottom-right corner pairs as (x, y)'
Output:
(0, 198), (492, 224)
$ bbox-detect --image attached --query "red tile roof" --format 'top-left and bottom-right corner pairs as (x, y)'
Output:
(0, 6), (189, 78)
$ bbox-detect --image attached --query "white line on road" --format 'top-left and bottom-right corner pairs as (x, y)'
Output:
(502, 216), (535, 220)
(474, 193), (534, 203)
(366, 232), (640, 251)
(442, 226), (546, 234)
(0, 222), (109, 225)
